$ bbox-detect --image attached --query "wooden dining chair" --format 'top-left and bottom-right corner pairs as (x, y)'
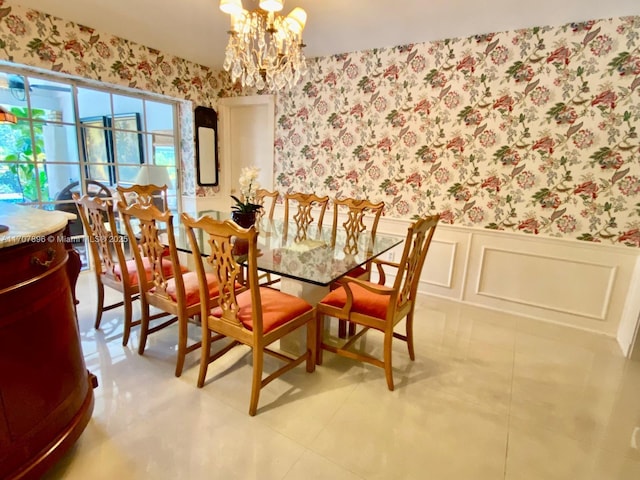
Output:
(253, 189), (281, 287)
(73, 193), (141, 346)
(119, 202), (224, 376)
(316, 214), (439, 390)
(283, 192), (329, 242)
(255, 188), (279, 222)
(330, 197), (385, 338)
(117, 183), (169, 212)
(181, 213), (317, 416)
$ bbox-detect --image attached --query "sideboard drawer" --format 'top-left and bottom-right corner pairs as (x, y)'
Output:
(0, 230), (67, 292)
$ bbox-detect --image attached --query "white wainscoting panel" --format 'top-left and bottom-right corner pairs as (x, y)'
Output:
(459, 229), (639, 338)
(475, 247), (615, 321)
(420, 228), (470, 300)
(424, 240), (457, 289)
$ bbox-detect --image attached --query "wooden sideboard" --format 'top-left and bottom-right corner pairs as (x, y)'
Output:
(0, 207), (95, 480)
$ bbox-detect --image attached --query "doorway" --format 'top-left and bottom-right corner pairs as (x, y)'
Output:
(218, 95), (275, 208)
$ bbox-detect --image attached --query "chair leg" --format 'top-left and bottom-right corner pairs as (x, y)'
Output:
(175, 314), (187, 377)
(316, 313), (325, 365)
(406, 312), (415, 361)
(306, 317), (316, 373)
(249, 347), (264, 416)
(94, 280), (105, 329)
(137, 299), (150, 355)
(384, 329), (394, 391)
(197, 324), (211, 388)
(348, 321), (356, 337)
(122, 295), (134, 347)
(338, 319), (347, 338)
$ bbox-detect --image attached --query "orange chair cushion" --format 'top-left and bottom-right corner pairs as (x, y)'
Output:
(114, 257), (182, 285)
(165, 271), (220, 306)
(212, 287), (312, 334)
(320, 282), (390, 320)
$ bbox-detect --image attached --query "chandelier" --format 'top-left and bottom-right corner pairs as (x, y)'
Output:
(219, 0), (308, 91)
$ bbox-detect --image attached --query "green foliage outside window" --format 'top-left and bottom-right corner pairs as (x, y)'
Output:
(1, 107), (49, 202)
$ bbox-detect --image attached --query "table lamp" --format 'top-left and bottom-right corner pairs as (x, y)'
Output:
(133, 165), (173, 188)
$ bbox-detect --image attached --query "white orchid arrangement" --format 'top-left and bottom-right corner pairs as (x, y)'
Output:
(231, 166), (263, 214)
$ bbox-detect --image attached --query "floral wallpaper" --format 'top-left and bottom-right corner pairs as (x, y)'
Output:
(274, 16), (640, 247)
(0, 0), (240, 196)
(1, 2), (639, 247)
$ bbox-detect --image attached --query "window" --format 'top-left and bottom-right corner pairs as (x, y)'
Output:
(0, 71), (180, 212)
(80, 113), (144, 185)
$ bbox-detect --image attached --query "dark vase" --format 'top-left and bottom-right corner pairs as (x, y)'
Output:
(231, 211), (256, 228)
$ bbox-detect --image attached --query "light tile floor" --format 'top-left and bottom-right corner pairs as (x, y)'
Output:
(44, 272), (640, 479)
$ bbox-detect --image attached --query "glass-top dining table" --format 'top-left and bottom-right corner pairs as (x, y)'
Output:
(172, 210), (403, 289)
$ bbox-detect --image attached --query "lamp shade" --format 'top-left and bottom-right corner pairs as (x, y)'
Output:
(259, 0), (283, 12)
(285, 7), (307, 34)
(220, 0), (243, 15)
(0, 106), (17, 124)
(134, 165), (173, 189)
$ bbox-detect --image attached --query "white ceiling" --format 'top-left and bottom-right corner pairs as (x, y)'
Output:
(10, 0), (640, 70)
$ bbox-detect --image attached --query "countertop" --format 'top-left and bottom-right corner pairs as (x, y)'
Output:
(0, 204), (74, 249)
